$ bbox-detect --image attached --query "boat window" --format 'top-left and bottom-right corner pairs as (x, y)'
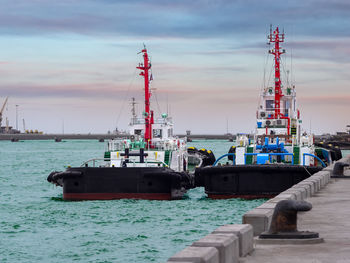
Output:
(168, 128), (173, 137)
(266, 100), (274, 111)
(134, 129), (143, 135)
(153, 129), (162, 138)
(284, 100), (290, 116)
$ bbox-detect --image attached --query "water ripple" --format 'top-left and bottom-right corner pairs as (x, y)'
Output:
(0, 139), (267, 263)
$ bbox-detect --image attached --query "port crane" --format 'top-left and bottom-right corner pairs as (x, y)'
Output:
(0, 97), (8, 128)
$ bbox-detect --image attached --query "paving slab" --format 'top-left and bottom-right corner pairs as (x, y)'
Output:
(289, 185), (308, 199)
(192, 234), (239, 263)
(212, 224), (253, 257)
(279, 189), (303, 201)
(239, 178), (350, 263)
(242, 208), (273, 236)
(168, 246), (219, 263)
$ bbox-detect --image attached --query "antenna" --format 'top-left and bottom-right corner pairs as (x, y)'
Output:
(131, 97), (137, 118)
(166, 92), (169, 115)
(130, 97), (138, 124)
(309, 119), (312, 135)
(290, 26), (294, 86)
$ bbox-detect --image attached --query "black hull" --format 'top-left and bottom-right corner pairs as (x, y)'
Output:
(195, 164), (323, 199)
(48, 167), (194, 201)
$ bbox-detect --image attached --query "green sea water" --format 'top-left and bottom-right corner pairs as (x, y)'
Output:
(0, 139), (265, 263)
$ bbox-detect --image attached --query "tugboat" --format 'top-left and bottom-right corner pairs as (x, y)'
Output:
(48, 47), (193, 200)
(195, 26), (338, 199)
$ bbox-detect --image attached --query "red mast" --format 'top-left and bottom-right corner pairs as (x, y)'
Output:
(267, 26), (291, 136)
(268, 26), (285, 118)
(136, 46), (153, 146)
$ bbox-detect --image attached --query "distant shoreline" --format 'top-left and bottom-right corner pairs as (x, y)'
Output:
(1, 133), (349, 150)
(0, 133), (234, 141)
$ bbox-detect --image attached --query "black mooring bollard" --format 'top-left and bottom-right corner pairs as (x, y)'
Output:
(332, 162), (350, 178)
(260, 200), (319, 239)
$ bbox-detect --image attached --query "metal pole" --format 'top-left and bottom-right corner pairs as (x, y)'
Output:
(15, 105), (18, 131)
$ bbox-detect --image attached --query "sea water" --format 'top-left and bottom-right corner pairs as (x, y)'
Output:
(1, 140), (346, 262)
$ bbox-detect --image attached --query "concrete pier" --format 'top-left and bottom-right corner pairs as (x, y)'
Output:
(167, 226), (253, 263)
(241, 175), (350, 262)
(167, 155), (350, 262)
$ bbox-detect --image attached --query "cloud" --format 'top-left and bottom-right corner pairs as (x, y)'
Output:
(299, 95), (350, 105)
(0, 81), (199, 100)
(0, 82), (125, 98)
(154, 63), (245, 74)
(0, 0), (349, 39)
(284, 39), (350, 63)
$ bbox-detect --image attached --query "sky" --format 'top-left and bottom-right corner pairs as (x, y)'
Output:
(0, 0), (349, 135)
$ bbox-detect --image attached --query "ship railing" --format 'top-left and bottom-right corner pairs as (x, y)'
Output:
(302, 153), (326, 167)
(124, 159), (169, 168)
(153, 117), (173, 124)
(130, 118), (145, 124)
(213, 153), (236, 166)
(213, 152), (294, 166)
(80, 158), (168, 168)
(81, 158), (107, 167)
(130, 117), (173, 125)
(244, 153), (294, 165)
(107, 140), (181, 151)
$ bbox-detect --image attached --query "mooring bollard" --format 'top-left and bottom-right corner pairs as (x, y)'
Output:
(259, 200), (319, 239)
(332, 162), (350, 178)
